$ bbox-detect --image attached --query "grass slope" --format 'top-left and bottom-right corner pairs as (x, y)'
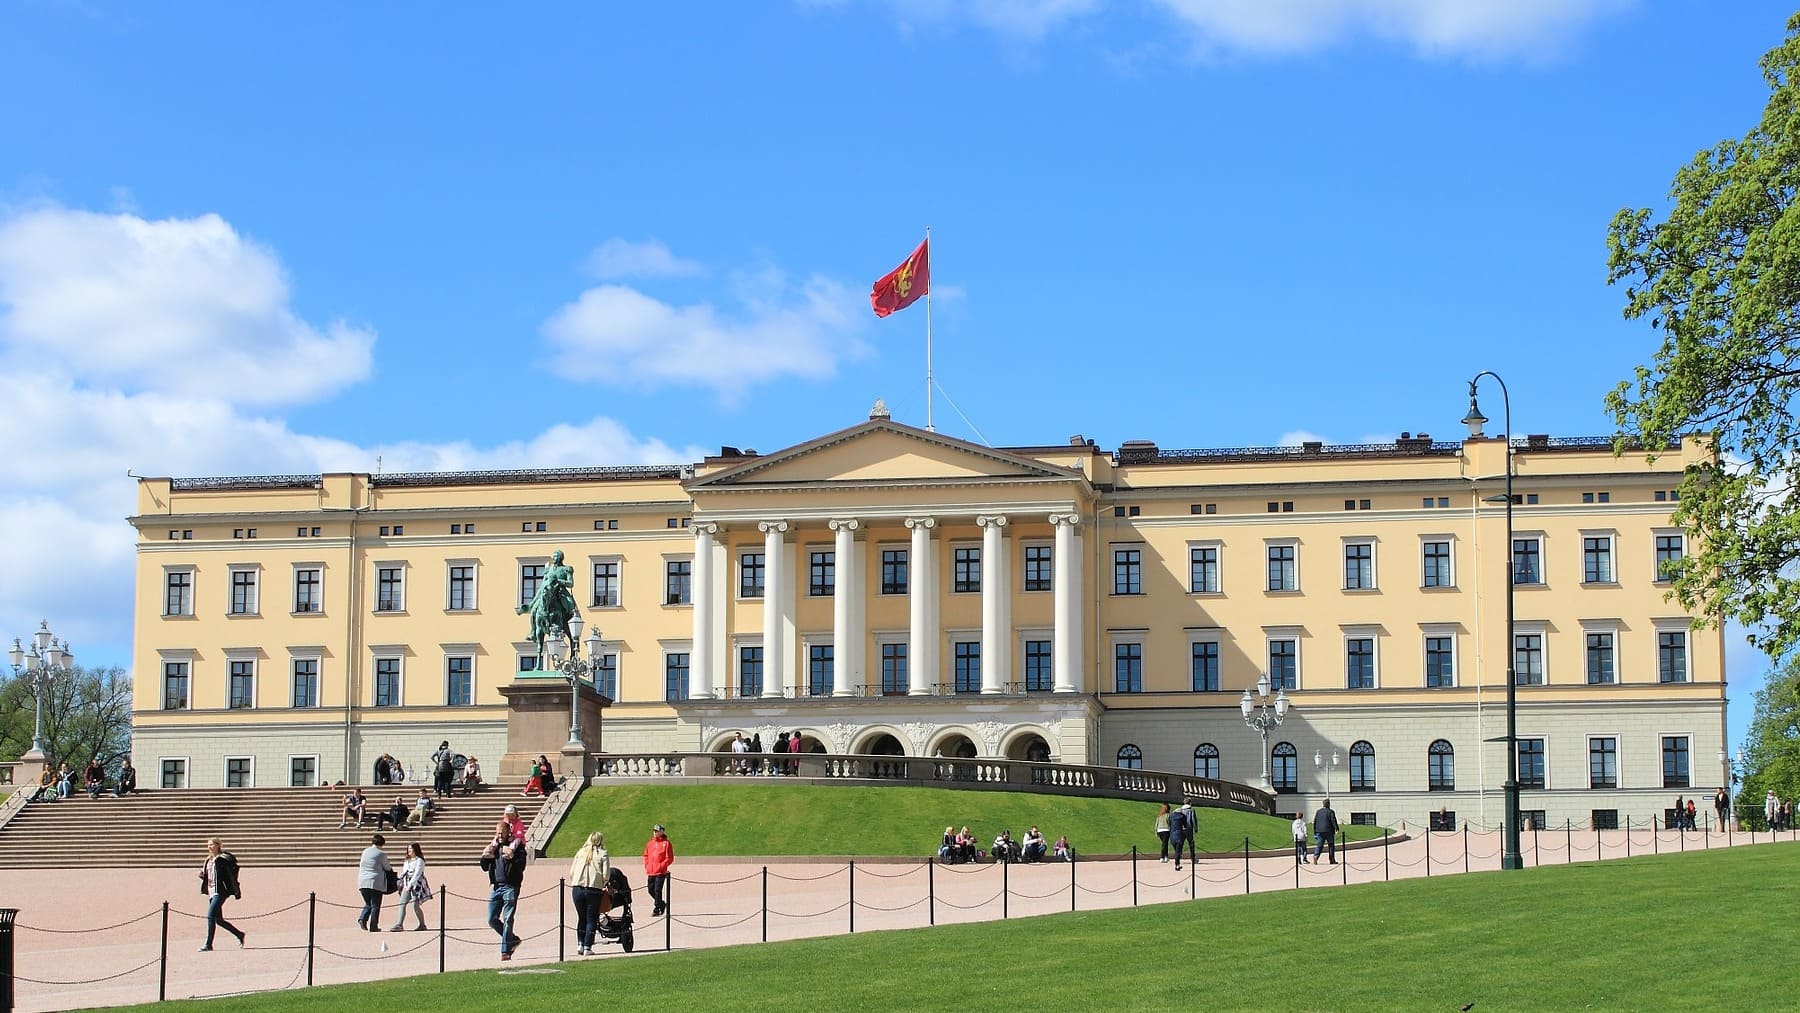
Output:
(544, 784), (1382, 857)
(141, 844), (1799, 1012)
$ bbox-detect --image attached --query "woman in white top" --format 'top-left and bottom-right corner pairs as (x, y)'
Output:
(388, 842), (432, 931)
(568, 831), (611, 955)
(1292, 813), (1309, 865)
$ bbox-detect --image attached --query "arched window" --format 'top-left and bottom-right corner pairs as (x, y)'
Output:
(1194, 743), (1220, 779)
(1350, 740), (1376, 792)
(1272, 741), (1298, 792)
(1117, 744), (1144, 770)
(1428, 739), (1455, 791)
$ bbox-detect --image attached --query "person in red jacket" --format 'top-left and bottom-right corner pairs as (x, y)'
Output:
(643, 823), (674, 917)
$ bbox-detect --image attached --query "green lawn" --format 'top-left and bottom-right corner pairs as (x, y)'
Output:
(543, 783), (1383, 857)
(138, 843), (1800, 1011)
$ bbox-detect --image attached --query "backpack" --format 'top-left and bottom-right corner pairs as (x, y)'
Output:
(1170, 808), (1190, 838)
(436, 752), (453, 775)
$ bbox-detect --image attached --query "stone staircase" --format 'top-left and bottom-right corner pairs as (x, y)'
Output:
(0, 785), (552, 868)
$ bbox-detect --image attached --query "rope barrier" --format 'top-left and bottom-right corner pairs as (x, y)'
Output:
(935, 891), (1004, 910)
(1075, 880), (1133, 896)
(935, 862), (992, 876)
(672, 909), (761, 928)
(851, 864), (924, 880)
(231, 898), (313, 921)
(854, 895), (928, 912)
(671, 870), (763, 886)
(765, 867), (847, 883)
(766, 901), (851, 918)
(17, 907), (162, 933)
(1007, 884), (1070, 900)
(10, 956), (160, 986)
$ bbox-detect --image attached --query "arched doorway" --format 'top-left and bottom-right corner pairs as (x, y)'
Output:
(936, 734), (978, 758)
(1005, 733), (1052, 763)
(859, 733), (905, 756)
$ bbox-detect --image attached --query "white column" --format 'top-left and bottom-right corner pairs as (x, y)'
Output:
(759, 520), (788, 698)
(691, 522), (719, 698)
(1050, 512), (1082, 693)
(830, 519), (861, 697)
(906, 516), (937, 695)
(977, 515), (1008, 694)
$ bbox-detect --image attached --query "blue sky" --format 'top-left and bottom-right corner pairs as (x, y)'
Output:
(0, 0), (1783, 753)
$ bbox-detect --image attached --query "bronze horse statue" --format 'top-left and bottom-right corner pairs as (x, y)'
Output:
(518, 549), (580, 667)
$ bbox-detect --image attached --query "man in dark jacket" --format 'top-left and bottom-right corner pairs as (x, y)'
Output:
(1312, 800), (1340, 864)
(198, 837), (245, 951)
(481, 829), (527, 960)
(1168, 804), (1195, 870)
(431, 740), (456, 798)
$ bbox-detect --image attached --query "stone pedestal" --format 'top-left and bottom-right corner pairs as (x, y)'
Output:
(12, 749), (47, 793)
(498, 679), (609, 783)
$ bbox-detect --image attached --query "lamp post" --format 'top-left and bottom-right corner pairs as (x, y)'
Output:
(1240, 672), (1289, 791)
(1314, 748), (1341, 797)
(1464, 372), (1523, 871)
(8, 621), (75, 759)
(544, 615), (602, 749)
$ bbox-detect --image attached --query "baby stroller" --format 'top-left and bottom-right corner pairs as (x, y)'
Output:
(595, 866), (635, 953)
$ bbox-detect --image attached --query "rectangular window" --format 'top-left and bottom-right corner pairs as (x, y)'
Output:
(592, 560), (620, 608)
(665, 560), (692, 605)
(1654, 535), (1684, 582)
(880, 548), (909, 595)
(162, 661), (189, 710)
(954, 641), (981, 693)
(294, 567), (322, 613)
(739, 552), (766, 599)
(1662, 735), (1690, 789)
(1267, 545), (1296, 591)
(519, 563), (545, 609)
(291, 658), (319, 708)
(1658, 631), (1688, 683)
(1585, 632), (1615, 685)
(229, 568), (258, 615)
(376, 567), (404, 612)
(1346, 637), (1375, 689)
(446, 656), (473, 706)
(1512, 538), (1542, 585)
(374, 658), (401, 707)
(448, 565), (476, 611)
(290, 756), (316, 787)
(225, 758), (252, 788)
(1191, 640), (1220, 692)
(1425, 636), (1455, 688)
(665, 652), (690, 701)
(1112, 547), (1142, 595)
(1592, 809), (1620, 831)
(1344, 543), (1373, 590)
(160, 758), (187, 789)
(1023, 545), (1053, 592)
(738, 646), (763, 698)
(880, 642), (908, 695)
(1025, 639), (1052, 691)
(1514, 633), (1544, 685)
(1589, 737), (1618, 790)
(953, 546), (981, 594)
(1583, 536), (1614, 583)
(164, 570), (194, 617)
(594, 651), (618, 700)
(1422, 541), (1451, 588)
(1113, 642), (1143, 693)
(1518, 738), (1546, 789)
(809, 550), (835, 597)
(1189, 546), (1219, 594)
(808, 644), (835, 696)
(228, 660), (255, 709)
(1269, 640), (1297, 690)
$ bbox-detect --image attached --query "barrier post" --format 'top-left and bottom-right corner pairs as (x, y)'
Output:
(664, 878), (672, 952)
(1383, 828), (1390, 881)
(1463, 824), (1469, 874)
(158, 901), (169, 1003)
(1533, 823), (1540, 866)
(848, 861), (855, 934)
(1679, 819), (1686, 852)
(1189, 855), (1195, 897)
(927, 860), (935, 926)
(1002, 859), (1009, 919)
(1131, 846), (1138, 907)
(558, 878), (566, 962)
(438, 889), (446, 973)
(306, 892), (316, 986)
(761, 867), (768, 942)
(1598, 821), (1604, 859)
(1424, 827), (1430, 877)
(1626, 818), (1632, 858)
(1, 908), (16, 1013)
(1243, 837), (1251, 895)
(1653, 817), (1658, 854)
(1069, 854), (1077, 912)
(1341, 832), (1347, 886)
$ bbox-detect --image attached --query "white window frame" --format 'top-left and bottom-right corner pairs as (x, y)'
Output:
(1265, 538), (1300, 593)
(445, 559), (479, 612)
(737, 549), (767, 601)
(1511, 531), (1546, 586)
(663, 553), (695, 606)
(1658, 730), (1694, 789)
(877, 543), (909, 596)
(1264, 625), (1303, 690)
(1580, 529), (1618, 585)
(1111, 541), (1145, 596)
(443, 647), (478, 706)
(226, 563), (261, 616)
(733, 634), (765, 698)
(661, 639), (695, 700)
(291, 562), (324, 615)
(588, 554), (624, 609)
(1020, 540), (1054, 593)
(158, 649), (195, 711)
(288, 649), (323, 708)
(371, 651), (405, 707)
(1516, 734), (1550, 791)
(1108, 631), (1146, 693)
(950, 540), (982, 595)
(1420, 623), (1459, 689)
(874, 630), (909, 693)
(803, 633), (838, 696)
(1579, 618), (1622, 686)
(590, 640), (621, 700)
(1652, 618), (1692, 684)
(1586, 733), (1622, 790)
(1018, 626), (1054, 690)
(1341, 536), (1378, 592)
(223, 648), (258, 710)
(163, 565), (196, 617)
(287, 753), (321, 787)
(158, 756), (189, 789)
(1187, 539), (1223, 595)
(806, 545), (836, 598)
(1651, 528), (1685, 585)
(1185, 628), (1225, 692)
(374, 560), (409, 613)
(1419, 534), (1456, 590)
(1513, 620), (1549, 685)
(1341, 624), (1381, 689)
(222, 755), (256, 788)
(516, 555), (549, 611)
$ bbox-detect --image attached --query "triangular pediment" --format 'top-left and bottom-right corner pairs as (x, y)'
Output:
(688, 420), (1078, 489)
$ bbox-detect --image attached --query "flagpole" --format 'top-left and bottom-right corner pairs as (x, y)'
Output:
(924, 225), (934, 432)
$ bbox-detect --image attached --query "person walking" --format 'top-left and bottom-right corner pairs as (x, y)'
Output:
(1764, 789), (1779, 830)
(1312, 800), (1340, 864)
(1168, 803), (1196, 870)
(196, 837), (245, 951)
(1292, 812), (1310, 865)
(356, 833), (394, 932)
(644, 823), (674, 917)
(431, 740), (456, 798)
(481, 824), (527, 960)
(1714, 787), (1730, 830)
(388, 842), (431, 931)
(1154, 803), (1172, 863)
(568, 831), (611, 955)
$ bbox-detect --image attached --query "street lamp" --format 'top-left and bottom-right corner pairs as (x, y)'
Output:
(1240, 671), (1290, 791)
(7, 621), (75, 758)
(1464, 371), (1523, 871)
(543, 614), (602, 749)
(1314, 749), (1341, 796)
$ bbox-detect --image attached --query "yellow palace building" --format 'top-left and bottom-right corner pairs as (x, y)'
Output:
(129, 405), (1725, 829)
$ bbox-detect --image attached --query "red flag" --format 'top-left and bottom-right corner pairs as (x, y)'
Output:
(870, 239), (930, 318)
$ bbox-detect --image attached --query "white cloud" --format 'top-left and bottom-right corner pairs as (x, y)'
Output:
(0, 206), (373, 405)
(543, 258), (868, 403)
(872, 0), (1101, 40)
(1150, 0), (1629, 60)
(586, 238), (705, 281)
(1277, 429), (1328, 447)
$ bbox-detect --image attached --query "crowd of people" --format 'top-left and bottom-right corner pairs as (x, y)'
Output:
(29, 757), (136, 801)
(938, 824), (1074, 864)
(722, 731), (810, 775)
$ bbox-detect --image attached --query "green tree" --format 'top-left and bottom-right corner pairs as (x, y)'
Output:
(1738, 655), (1800, 829)
(0, 665), (133, 768)
(1606, 13), (1800, 658)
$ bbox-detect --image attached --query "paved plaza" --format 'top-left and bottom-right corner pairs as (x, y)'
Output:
(6, 823), (1785, 1011)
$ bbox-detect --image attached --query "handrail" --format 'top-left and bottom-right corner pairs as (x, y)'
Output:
(525, 776), (585, 858)
(589, 752), (1276, 815)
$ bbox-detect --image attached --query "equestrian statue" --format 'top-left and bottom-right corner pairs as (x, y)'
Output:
(518, 549), (580, 667)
